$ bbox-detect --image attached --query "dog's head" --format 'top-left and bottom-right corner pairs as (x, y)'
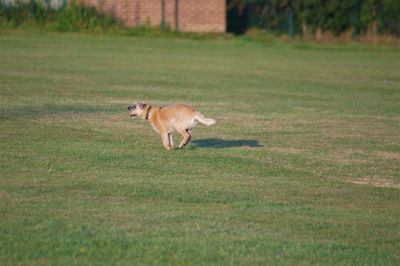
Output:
(127, 103), (147, 119)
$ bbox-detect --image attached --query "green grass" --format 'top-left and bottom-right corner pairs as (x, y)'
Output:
(1, 31), (399, 265)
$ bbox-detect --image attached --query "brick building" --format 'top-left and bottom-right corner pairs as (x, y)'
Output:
(81, 0), (226, 33)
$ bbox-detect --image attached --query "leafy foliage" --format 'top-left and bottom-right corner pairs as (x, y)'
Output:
(228, 0), (400, 36)
(0, 0), (121, 32)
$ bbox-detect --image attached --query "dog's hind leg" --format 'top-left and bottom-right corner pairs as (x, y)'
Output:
(169, 133), (174, 149)
(161, 133), (172, 151)
(178, 129), (191, 148)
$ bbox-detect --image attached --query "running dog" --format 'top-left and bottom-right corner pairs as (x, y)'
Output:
(127, 103), (216, 150)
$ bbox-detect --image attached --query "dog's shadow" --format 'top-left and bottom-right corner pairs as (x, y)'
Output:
(191, 138), (262, 149)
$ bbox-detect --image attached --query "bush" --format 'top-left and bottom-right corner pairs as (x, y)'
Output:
(0, 0), (121, 33)
(56, 1), (119, 32)
(228, 0), (400, 38)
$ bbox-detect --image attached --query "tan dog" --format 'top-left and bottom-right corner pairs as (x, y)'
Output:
(127, 103), (216, 150)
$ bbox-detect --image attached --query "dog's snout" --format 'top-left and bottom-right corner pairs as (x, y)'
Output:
(127, 105), (136, 111)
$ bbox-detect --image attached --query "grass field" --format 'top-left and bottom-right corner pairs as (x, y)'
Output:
(1, 31), (399, 265)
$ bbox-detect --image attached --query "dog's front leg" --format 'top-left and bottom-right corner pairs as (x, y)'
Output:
(161, 133), (172, 151)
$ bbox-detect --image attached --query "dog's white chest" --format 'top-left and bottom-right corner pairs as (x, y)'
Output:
(151, 124), (160, 134)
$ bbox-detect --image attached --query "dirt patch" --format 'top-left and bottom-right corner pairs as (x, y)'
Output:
(322, 149), (368, 165)
(270, 147), (305, 154)
(333, 158), (368, 165)
(351, 177), (400, 189)
(375, 151), (400, 161)
(0, 191), (10, 199)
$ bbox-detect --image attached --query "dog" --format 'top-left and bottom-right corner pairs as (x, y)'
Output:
(127, 103), (216, 150)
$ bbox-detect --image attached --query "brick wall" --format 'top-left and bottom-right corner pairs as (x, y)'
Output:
(80, 0), (226, 33)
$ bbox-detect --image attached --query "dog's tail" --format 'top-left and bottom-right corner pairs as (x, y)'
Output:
(195, 113), (216, 126)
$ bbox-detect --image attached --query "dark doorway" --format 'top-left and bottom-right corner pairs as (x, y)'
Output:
(226, 1), (249, 35)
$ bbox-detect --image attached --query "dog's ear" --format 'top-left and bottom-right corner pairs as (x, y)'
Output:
(138, 103), (147, 109)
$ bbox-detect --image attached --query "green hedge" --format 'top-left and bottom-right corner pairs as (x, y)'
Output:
(229, 0), (400, 36)
(0, 0), (121, 32)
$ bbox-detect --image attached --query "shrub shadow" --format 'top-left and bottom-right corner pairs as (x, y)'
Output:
(191, 138), (262, 149)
